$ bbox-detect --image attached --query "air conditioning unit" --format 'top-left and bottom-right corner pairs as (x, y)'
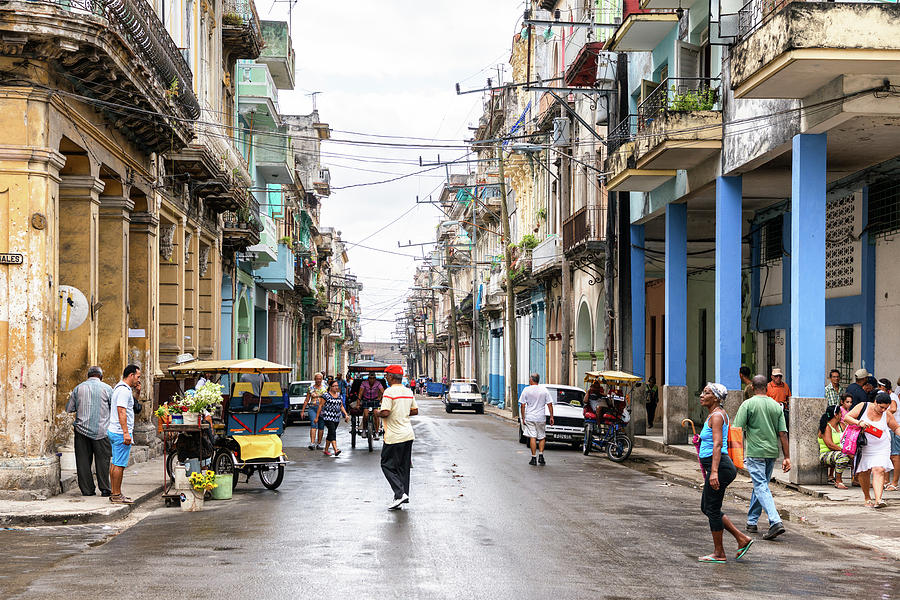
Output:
(552, 118), (570, 146)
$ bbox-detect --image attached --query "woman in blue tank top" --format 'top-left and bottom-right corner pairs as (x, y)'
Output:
(697, 382), (754, 564)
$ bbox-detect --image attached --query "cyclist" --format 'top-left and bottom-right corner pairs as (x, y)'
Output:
(359, 372), (385, 440)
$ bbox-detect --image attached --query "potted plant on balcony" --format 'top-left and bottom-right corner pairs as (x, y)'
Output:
(668, 86), (718, 112)
(223, 12), (243, 26)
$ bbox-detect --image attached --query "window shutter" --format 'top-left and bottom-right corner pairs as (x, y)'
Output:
(676, 41), (701, 88)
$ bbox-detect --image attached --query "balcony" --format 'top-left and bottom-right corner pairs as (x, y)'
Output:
(237, 62), (280, 117)
(313, 167), (331, 196)
(1, 0), (199, 151)
(532, 235), (562, 274)
(255, 131), (294, 184)
(634, 77), (723, 170)
(605, 115), (676, 192)
(258, 20), (295, 90)
(222, 211), (261, 251)
(607, 11), (679, 52)
(563, 206), (607, 254)
(222, 0), (262, 59)
(732, 1), (900, 99)
(255, 243), (295, 290)
(247, 214), (277, 265)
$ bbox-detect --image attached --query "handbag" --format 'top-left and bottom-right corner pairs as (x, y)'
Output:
(724, 414), (744, 469)
(841, 403), (868, 456)
(133, 396), (142, 415)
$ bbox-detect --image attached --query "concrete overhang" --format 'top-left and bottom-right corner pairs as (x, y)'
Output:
(731, 2), (900, 99)
(608, 13), (679, 52)
(636, 140), (721, 170)
(606, 168), (676, 192)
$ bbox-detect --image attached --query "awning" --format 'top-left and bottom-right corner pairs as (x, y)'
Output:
(167, 358), (292, 374)
(347, 359), (389, 371)
(564, 42), (606, 87)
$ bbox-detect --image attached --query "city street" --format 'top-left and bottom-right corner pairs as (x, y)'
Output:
(2, 397), (898, 600)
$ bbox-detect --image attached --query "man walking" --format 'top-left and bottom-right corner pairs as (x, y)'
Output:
(845, 369), (870, 408)
(734, 375), (791, 540)
(518, 373), (554, 466)
(767, 368), (791, 430)
(65, 366), (113, 497)
(378, 365), (417, 510)
(107, 364), (141, 504)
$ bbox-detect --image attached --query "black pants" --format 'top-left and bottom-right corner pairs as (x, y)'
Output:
(381, 440), (413, 500)
(324, 420), (338, 442)
(74, 430), (111, 495)
(647, 401), (658, 426)
(699, 454), (737, 532)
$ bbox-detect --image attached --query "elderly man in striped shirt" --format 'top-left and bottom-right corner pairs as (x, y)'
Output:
(65, 366), (113, 496)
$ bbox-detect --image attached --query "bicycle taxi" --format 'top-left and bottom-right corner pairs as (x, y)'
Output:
(581, 370), (642, 461)
(346, 359), (388, 451)
(165, 358), (292, 491)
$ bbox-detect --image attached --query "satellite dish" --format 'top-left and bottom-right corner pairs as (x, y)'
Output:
(58, 285), (89, 331)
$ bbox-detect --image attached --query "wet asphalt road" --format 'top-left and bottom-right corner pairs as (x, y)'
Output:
(3, 396), (899, 600)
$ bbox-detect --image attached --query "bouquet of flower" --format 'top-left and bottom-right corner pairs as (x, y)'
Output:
(188, 469), (218, 492)
(186, 381), (224, 414)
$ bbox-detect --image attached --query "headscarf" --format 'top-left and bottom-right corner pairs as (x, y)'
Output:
(706, 382), (728, 402)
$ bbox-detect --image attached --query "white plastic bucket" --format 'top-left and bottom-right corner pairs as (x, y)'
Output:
(180, 490), (204, 512)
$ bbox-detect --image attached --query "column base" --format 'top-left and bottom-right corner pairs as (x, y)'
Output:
(629, 389), (648, 436)
(789, 396), (827, 485)
(724, 390), (743, 419)
(132, 422), (162, 455)
(0, 455), (61, 500)
(662, 385), (689, 445)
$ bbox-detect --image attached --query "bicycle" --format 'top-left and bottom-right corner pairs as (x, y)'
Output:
(582, 416), (633, 462)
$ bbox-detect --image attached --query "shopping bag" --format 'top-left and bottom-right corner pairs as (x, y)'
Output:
(727, 425), (744, 469)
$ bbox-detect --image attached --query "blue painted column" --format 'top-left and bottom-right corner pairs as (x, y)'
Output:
(220, 274), (234, 360)
(631, 224), (646, 379)
(860, 187), (876, 372)
(665, 203), (687, 387)
(790, 133), (826, 398)
(715, 176), (742, 390)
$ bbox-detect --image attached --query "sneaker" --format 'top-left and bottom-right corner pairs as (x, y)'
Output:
(373, 434), (380, 441)
(315, 444), (323, 450)
(538, 454), (546, 466)
(529, 457), (537, 466)
(308, 444), (314, 450)
(745, 524), (758, 533)
(323, 450), (332, 456)
(388, 494), (407, 510)
(763, 522), (785, 540)
(401, 494), (409, 504)
(334, 450), (342, 457)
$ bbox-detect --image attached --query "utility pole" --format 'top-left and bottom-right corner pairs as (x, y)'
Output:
(471, 181), (479, 383)
(445, 243), (462, 379)
(560, 116), (572, 386)
(497, 145), (518, 417)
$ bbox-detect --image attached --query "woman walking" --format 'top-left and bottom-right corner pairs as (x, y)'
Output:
(818, 405), (850, 489)
(843, 392), (900, 508)
(318, 380), (349, 457)
(302, 373), (327, 450)
(697, 383), (754, 563)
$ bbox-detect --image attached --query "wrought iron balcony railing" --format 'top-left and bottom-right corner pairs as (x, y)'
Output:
(563, 206), (607, 253)
(607, 114), (638, 154)
(636, 77), (721, 131)
(26, 0), (200, 119)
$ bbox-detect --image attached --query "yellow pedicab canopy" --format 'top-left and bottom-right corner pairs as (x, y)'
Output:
(583, 370), (643, 385)
(166, 358), (293, 375)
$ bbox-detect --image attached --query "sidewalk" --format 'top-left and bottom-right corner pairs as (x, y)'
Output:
(0, 455), (164, 527)
(628, 438), (900, 560)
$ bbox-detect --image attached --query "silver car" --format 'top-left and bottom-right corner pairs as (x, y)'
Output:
(517, 384), (586, 448)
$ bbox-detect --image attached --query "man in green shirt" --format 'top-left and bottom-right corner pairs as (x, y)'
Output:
(733, 375), (791, 541)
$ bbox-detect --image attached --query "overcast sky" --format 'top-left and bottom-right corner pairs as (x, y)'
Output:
(261, 0), (523, 342)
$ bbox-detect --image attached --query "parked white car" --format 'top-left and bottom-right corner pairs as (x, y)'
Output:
(287, 380), (313, 424)
(443, 379), (485, 414)
(517, 384), (586, 448)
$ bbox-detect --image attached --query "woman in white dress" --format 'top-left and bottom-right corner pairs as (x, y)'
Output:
(843, 392), (900, 508)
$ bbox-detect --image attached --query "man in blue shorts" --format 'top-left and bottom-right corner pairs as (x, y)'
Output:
(107, 364), (141, 504)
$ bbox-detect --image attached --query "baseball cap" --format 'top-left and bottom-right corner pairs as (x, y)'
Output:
(855, 368), (871, 379)
(771, 368), (783, 376)
(385, 364), (404, 376)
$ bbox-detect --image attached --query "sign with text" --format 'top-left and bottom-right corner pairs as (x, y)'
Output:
(0, 253), (24, 265)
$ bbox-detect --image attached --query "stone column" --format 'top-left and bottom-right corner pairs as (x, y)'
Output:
(789, 133), (827, 485)
(183, 225), (200, 357)
(57, 175), (104, 408)
(97, 195), (132, 386)
(663, 203), (688, 445)
(129, 211), (158, 446)
(0, 140), (66, 498)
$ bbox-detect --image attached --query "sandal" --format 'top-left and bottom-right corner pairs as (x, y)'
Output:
(736, 540), (754, 561)
(834, 482), (848, 490)
(875, 500), (887, 509)
(885, 484), (899, 492)
(698, 554), (727, 564)
(865, 500), (876, 508)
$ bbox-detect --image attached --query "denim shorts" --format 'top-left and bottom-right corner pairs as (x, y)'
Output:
(107, 431), (132, 467)
(307, 406), (325, 430)
(891, 430), (900, 455)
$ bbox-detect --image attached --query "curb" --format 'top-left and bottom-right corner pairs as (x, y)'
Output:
(0, 483), (163, 527)
(483, 405), (517, 426)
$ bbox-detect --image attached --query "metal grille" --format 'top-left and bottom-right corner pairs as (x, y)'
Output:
(765, 331), (776, 378)
(761, 216), (783, 263)
(826, 194), (855, 289)
(834, 327), (854, 385)
(868, 179), (900, 239)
